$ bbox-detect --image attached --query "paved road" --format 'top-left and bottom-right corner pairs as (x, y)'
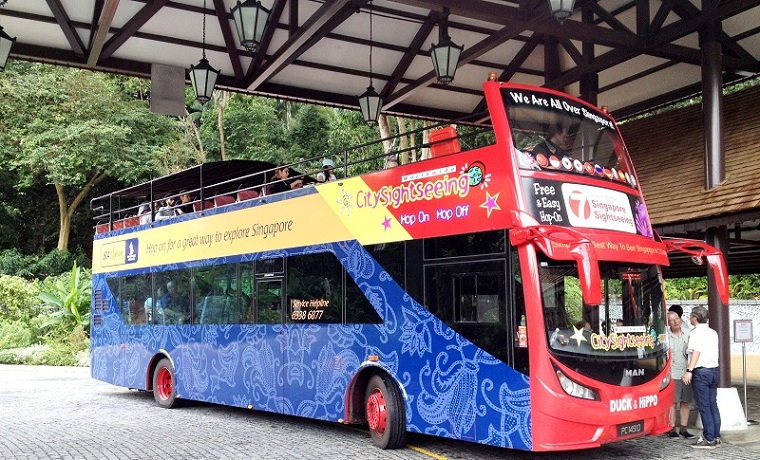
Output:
(1, 365), (758, 460)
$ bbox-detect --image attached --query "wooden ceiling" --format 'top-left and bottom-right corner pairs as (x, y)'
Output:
(2, 1), (760, 121)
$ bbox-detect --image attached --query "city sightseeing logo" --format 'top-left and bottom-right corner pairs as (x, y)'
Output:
(355, 165), (471, 210)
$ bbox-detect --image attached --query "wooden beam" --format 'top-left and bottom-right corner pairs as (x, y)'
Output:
(45, 0), (86, 56)
(211, 0), (244, 81)
(247, 0), (365, 90)
(99, 0), (170, 61)
(86, 0), (120, 67)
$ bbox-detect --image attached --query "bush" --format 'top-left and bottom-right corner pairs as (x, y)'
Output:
(0, 325), (89, 366)
(0, 320), (37, 349)
(0, 249), (35, 277)
(38, 262), (92, 338)
(0, 249), (91, 279)
(0, 274), (40, 322)
(33, 249), (91, 278)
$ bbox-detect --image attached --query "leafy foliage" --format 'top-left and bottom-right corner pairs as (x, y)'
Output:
(37, 262), (92, 337)
(0, 62), (191, 251)
(665, 274), (760, 301)
(0, 249), (90, 279)
(0, 275), (40, 322)
(0, 320), (37, 350)
(665, 277), (709, 300)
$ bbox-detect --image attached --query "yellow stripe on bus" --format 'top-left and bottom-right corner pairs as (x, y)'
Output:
(92, 182), (416, 274)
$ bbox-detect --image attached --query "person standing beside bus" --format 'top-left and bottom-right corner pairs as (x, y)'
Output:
(666, 310), (694, 439)
(682, 306), (720, 449)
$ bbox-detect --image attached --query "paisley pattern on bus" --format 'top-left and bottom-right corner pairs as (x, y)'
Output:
(91, 239), (532, 450)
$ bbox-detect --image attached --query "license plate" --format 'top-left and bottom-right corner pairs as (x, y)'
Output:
(617, 420), (644, 437)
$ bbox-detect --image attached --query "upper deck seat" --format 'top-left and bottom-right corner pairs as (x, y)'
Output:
(193, 200), (213, 212)
(214, 195), (235, 207)
(237, 189), (259, 201)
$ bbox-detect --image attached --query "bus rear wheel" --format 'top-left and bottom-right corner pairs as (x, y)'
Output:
(152, 358), (183, 408)
(365, 374), (407, 449)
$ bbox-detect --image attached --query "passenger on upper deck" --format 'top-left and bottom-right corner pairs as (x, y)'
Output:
(531, 123), (571, 158)
(155, 195), (176, 221)
(267, 165), (303, 194)
(316, 158), (337, 182)
(175, 191), (194, 215)
(267, 165), (289, 194)
(138, 200), (160, 225)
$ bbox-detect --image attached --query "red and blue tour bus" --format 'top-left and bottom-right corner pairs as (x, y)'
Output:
(90, 80), (729, 451)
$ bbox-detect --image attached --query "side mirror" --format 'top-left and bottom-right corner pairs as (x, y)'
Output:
(661, 237), (730, 306)
(511, 226), (602, 306)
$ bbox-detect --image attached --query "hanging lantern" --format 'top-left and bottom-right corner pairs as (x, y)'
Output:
(189, 57), (220, 104)
(230, 0), (271, 52)
(357, 1), (382, 125)
(358, 85), (382, 126)
(0, 25), (16, 71)
(547, 0), (576, 23)
(430, 8), (463, 85)
(430, 38), (463, 85)
(189, 0), (220, 104)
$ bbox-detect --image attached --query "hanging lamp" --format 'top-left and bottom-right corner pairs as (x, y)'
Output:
(189, 0), (220, 104)
(230, 0), (271, 52)
(547, 0), (575, 23)
(429, 7), (463, 85)
(0, 25), (15, 71)
(358, 0), (382, 126)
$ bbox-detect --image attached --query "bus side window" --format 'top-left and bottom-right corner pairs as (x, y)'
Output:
(119, 274), (151, 325)
(286, 253), (342, 324)
(255, 279), (283, 324)
(238, 264), (254, 323)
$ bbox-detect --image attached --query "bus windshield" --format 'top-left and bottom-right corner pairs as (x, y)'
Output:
(540, 256), (667, 362)
(503, 88), (637, 189)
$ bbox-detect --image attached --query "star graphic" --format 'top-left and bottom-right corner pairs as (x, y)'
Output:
(382, 216), (392, 230)
(480, 191), (501, 217)
(570, 326), (588, 347)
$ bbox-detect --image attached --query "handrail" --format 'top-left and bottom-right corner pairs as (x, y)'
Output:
(91, 121), (496, 234)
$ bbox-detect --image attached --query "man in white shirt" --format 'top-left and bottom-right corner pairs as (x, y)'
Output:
(682, 306), (720, 449)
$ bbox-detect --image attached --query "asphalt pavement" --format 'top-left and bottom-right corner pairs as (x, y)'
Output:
(0, 365), (758, 460)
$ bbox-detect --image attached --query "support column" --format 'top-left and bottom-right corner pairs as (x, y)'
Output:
(706, 226), (730, 387)
(701, 22), (725, 189)
(700, 19), (730, 388)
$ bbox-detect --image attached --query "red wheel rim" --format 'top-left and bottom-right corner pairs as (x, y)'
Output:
(156, 366), (173, 401)
(366, 388), (387, 435)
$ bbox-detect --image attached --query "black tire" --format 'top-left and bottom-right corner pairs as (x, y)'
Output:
(152, 358), (183, 408)
(364, 374), (407, 449)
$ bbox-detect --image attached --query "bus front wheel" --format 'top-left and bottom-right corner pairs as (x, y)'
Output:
(365, 374), (407, 449)
(152, 358), (183, 408)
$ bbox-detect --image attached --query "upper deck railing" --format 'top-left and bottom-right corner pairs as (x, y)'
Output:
(91, 115), (495, 234)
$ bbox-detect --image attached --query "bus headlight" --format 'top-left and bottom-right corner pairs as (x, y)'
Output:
(556, 369), (599, 400)
(660, 373), (671, 390)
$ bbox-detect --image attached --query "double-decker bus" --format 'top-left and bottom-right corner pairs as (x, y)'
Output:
(90, 80), (729, 451)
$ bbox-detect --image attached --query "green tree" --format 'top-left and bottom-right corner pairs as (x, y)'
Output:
(0, 63), (188, 251)
(199, 94), (288, 163)
(290, 104), (331, 159)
